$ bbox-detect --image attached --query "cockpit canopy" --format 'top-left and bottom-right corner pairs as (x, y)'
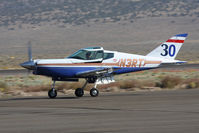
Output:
(67, 47), (104, 60)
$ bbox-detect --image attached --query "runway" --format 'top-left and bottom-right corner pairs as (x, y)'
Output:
(0, 89), (199, 133)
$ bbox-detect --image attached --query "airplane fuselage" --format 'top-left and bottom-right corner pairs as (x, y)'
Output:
(34, 51), (162, 78)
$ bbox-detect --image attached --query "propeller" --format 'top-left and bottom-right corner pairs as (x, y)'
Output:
(28, 41), (32, 61)
(20, 41), (36, 70)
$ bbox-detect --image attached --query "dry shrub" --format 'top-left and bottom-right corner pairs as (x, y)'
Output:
(23, 85), (49, 92)
(99, 79), (157, 90)
(119, 80), (141, 89)
(184, 79), (199, 89)
(159, 76), (182, 88)
(188, 82), (197, 89)
(141, 80), (156, 87)
(0, 81), (8, 92)
(0, 81), (8, 89)
(98, 82), (120, 90)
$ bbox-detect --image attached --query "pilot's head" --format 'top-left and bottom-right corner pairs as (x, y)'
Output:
(86, 52), (91, 59)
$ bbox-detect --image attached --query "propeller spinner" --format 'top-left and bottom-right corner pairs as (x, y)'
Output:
(20, 41), (36, 70)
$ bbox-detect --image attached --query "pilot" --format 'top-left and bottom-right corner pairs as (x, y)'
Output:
(86, 52), (91, 60)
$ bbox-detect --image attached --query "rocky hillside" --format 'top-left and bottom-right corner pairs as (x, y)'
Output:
(0, 0), (199, 28)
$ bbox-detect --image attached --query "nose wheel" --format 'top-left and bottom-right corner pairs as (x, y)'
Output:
(48, 89), (57, 98)
(48, 80), (57, 98)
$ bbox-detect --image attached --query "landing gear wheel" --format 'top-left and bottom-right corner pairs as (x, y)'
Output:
(75, 88), (84, 97)
(48, 89), (57, 98)
(90, 88), (99, 97)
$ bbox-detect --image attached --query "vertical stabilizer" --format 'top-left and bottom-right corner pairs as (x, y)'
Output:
(147, 33), (188, 59)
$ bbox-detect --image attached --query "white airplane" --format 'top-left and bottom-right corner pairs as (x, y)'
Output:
(20, 33), (188, 98)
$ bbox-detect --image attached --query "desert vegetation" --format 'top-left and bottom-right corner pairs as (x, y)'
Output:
(0, 68), (198, 97)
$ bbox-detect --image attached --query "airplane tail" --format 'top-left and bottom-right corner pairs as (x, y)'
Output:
(147, 33), (188, 61)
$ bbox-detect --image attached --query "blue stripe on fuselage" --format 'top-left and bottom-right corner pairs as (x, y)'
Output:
(114, 67), (152, 74)
(36, 67), (98, 77)
(35, 66), (153, 78)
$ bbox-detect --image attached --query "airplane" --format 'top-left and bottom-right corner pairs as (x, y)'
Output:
(20, 33), (188, 98)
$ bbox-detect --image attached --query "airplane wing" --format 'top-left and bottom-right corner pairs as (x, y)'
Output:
(76, 67), (118, 78)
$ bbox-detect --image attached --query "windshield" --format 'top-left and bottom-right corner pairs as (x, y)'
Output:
(68, 50), (104, 60)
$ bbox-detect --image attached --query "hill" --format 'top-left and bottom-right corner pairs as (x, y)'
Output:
(0, 0), (199, 28)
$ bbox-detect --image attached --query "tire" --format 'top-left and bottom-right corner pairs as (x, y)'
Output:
(90, 88), (99, 97)
(75, 88), (84, 97)
(48, 89), (57, 98)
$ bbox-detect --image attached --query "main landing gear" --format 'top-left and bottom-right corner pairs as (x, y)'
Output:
(48, 79), (99, 98)
(74, 79), (99, 97)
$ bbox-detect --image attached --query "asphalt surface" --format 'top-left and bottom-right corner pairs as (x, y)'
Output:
(0, 89), (199, 133)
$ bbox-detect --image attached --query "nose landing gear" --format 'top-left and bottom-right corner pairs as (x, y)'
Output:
(48, 80), (57, 98)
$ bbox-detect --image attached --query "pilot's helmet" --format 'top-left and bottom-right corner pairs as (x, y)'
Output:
(86, 51), (91, 59)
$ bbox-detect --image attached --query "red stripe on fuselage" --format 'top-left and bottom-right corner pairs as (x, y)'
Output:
(166, 39), (184, 43)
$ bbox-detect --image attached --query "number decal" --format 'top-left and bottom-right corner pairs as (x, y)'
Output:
(161, 44), (176, 57)
(169, 45), (176, 57)
(160, 44), (168, 56)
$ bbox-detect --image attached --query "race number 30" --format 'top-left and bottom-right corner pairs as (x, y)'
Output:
(161, 44), (176, 57)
